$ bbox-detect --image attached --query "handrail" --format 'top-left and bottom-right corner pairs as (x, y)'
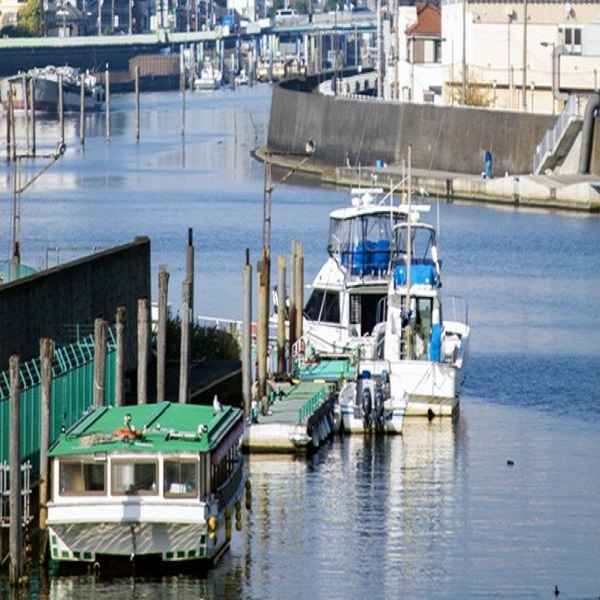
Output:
(533, 94), (581, 174)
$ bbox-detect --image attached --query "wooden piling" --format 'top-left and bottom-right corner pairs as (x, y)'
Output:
(295, 241), (304, 343)
(105, 64), (110, 142)
(30, 77), (36, 156)
(257, 250), (270, 406)
(79, 72), (85, 147)
(115, 306), (126, 406)
(135, 65), (140, 142)
(6, 87), (11, 162)
(137, 298), (149, 404)
(157, 265), (169, 402)
(277, 254), (286, 377)
(93, 317), (107, 409)
(288, 241), (297, 371)
(179, 277), (191, 404)
(39, 338), (53, 561)
(22, 75), (29, 153)
(58, 72), (64, 147)
(9, 354), (23, 587)
(242, 249), (252, 419)
(186, 228), (194, 329)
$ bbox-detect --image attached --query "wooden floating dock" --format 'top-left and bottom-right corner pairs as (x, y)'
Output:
(242, 359), (354, 454)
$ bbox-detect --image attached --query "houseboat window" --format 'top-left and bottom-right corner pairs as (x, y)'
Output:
(164, 460), (198, 497)
(111, 460), (157, 495)
(304, 290), (340, 324)
(59, 460), (106, 495)
(211, 447), (237, 492)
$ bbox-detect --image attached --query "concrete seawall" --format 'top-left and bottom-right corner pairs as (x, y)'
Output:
(268, 79), (556, 177)
(266, 78), (600, 212)
(0, 237), (150, 370)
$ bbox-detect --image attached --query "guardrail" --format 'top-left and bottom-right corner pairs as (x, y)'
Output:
(533, 95), (581, 175)
(298, 388), (327, 423)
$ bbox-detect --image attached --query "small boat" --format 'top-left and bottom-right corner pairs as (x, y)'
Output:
(46, 400), (246, 570)
(194, 61), (222, 91)
(287, 182), (470, 424)
(0, 65), (104, 113)
(234, 69), (249, 86)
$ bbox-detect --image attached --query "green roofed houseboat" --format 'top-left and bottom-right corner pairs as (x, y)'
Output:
(46, 401), (245, 570)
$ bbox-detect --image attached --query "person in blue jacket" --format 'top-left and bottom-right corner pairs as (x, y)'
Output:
(484, 150), (493, 179)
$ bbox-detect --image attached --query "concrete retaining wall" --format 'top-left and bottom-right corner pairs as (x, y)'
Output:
(268, 79), (556, 176)
(0, 237), (150, 371)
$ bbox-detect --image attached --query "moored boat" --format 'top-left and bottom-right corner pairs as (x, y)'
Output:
(46, 400), (246, 570)
(1, 65), (104, 113)
(194, 61), (222, 91)
(290, 183), (470, 426)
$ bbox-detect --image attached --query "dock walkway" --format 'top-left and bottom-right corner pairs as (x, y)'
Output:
(242, 358), (354, 453)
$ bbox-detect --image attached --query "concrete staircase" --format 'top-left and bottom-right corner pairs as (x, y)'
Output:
(533, 95), (584, 175)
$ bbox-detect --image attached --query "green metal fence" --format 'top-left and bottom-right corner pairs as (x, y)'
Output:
(0, 328), (116, 471)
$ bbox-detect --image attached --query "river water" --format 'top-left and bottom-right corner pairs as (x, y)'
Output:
(1, 86), (599, 599)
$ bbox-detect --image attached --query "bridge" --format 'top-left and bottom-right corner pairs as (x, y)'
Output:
(0, 12), (376, 77)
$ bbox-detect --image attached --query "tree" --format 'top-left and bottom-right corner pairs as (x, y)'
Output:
(18, 0), (43, 37)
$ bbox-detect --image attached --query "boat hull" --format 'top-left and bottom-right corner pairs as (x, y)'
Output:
(1, 71), (104, 112)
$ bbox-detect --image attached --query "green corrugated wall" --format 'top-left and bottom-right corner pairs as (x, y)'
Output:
(0, 329), (116, 471)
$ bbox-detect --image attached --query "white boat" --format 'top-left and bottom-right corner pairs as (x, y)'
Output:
(46, 400), (246, 570)
(291, 184), (470, 424)
(0, 65), (104, 113)
(234, 69), (249, 86)
(194, 61), (222, 91)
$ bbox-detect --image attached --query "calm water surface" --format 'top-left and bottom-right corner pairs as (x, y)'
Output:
(1, 86), (599, 599)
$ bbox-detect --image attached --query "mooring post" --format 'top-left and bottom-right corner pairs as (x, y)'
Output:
(186, 228), (194, 329)
(137, 298), (149, 404)
(115, 306), (126, 407)
(295, 241), (304, 344)
(29, 77), (36, 156)
(288, 240), (297, 372)
(79, 72), (85, 147)
(277, 254), (286, 377)
(93, 317), (107, 409)
(9, 354), (23, 587)
(135, 65), (140, 142)
(242, 249), (252, 419)
(58, 72), (64, 147)
(257, 252), (269, 410)
(6, 86), (11, 162)
(179, 277), (191, 404)
(39, 338), (53, 561)
(105, 63), (110, 142)
(157, 265), (169, 402)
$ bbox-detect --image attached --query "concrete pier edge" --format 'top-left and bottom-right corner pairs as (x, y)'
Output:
(254, 147), (600, 214)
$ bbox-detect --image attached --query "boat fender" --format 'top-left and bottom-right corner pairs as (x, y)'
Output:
(375, 385), (385, 417)
(362, 387), (372, 420)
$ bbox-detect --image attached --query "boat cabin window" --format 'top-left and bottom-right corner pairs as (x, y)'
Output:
(164, 460), (198, 497)
(59, 460), (106, 496)
(111, 460), (158, 495)
(329, 214), (396, 275)
(304, 290), (340, 324)
(211, 446), (237, 492)
(350, 293), (387, 334)
(408, 296), (433, 360)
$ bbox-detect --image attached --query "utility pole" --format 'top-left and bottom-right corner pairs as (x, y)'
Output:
(522, 0), (528, 111)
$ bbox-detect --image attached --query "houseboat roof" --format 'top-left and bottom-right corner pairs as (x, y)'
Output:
(49, 401), (243, 458)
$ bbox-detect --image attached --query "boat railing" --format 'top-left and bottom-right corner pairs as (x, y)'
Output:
(444, 295), (469, 327)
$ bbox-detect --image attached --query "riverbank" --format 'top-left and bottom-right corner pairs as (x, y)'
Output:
(255, 147), (600, 213)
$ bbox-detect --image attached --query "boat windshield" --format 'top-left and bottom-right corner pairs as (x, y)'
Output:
(328, 213), (404, 276)
(393, 224), (437, 264)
